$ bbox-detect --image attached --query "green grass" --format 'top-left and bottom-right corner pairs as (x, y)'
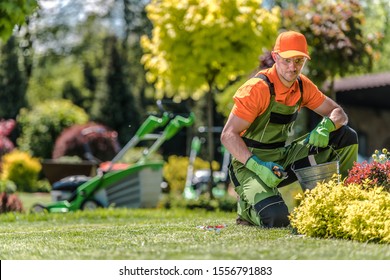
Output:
(1, 204), (390, 260)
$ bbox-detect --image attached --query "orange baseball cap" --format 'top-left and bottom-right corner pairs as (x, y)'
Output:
(273, 31), (311, 60)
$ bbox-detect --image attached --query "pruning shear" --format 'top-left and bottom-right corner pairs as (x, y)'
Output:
(273, 166), (288, 179)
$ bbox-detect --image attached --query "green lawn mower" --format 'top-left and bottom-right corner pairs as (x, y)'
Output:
(32, 103), (195, 213)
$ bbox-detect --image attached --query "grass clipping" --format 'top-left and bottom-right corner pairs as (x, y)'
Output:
(290, 177), (390, 244)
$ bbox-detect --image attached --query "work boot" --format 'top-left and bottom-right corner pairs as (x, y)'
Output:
(236, 216), (254, 226)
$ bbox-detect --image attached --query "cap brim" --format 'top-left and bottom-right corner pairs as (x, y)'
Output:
(279, 50), (311, 60)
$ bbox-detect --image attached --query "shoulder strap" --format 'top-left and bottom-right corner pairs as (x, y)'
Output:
(297, 76), (303, 96)
(254, 73), (275, 96)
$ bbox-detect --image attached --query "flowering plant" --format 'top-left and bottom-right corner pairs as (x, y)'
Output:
(345, 148), (390, 192)
(0, 119), (16, 157)
(290, 179), (390, 243)
(291, 148), (390, 244)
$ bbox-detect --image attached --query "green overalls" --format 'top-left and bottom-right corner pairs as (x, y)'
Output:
(229, 74), (359, 227)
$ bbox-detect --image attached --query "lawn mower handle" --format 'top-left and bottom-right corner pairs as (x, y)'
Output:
(105, 112), (170, 167)
(164, 112), (195, 140)
(134, 112), (170, 138)
(139, 112), (195, 161)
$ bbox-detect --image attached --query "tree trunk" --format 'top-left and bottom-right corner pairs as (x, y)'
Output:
(328, 78), (336, 100)
(207, 89), (215, 198)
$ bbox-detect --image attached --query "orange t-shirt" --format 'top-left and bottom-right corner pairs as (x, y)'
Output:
(232, 65), (326, 123)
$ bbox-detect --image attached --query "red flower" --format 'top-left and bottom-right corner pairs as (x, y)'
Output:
(345, 160), (390, 191)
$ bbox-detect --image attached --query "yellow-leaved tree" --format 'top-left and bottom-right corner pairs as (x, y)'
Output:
(141, 0), (280, 166)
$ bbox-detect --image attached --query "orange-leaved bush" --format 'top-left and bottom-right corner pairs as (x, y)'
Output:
(345, 148), (390, 191)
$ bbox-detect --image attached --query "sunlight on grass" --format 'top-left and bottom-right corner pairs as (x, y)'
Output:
(1, 207), (390, 260)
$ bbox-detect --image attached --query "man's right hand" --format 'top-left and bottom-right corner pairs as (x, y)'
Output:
(245, 155), (286, 188)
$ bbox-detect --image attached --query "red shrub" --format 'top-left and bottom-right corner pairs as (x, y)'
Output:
(52, 122), (121, 162)
(0, 192), (23, 213)
(0, 119), (16, 157)
(345, 160), (390, 192)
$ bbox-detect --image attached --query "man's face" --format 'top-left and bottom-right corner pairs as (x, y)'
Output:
(272, 53), (307, 86)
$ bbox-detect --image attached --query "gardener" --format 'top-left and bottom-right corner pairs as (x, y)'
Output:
(220, 30), (358, 228)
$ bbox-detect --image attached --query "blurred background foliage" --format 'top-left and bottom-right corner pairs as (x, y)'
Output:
(0, 0), (389, 188)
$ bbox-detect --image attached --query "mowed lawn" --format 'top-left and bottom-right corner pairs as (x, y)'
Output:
(1, 194), (390, 260)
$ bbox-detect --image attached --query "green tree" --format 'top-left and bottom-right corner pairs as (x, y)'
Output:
(141, 0), (280, 164)
(0, 0), (37, 41)
(282, 0), (381, 98)
(26, 54), (90, 107)
(0, 36), (27, 119)
(361, 0), (390, 72)
(91, 36), (141, 145)
(23, 1), (110, 108)
(17, 99), (89, 158)
(121, 0), (154, 111)
(23, 1), (151, 146)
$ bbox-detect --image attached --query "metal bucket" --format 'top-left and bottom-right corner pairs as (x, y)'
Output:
(293, 161), (339, 191)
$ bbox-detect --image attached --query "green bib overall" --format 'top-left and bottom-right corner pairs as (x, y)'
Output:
(229, 74), (359, 227)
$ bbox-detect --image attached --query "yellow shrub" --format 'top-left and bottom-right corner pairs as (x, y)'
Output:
(290, 178), (390, 244)
(341, 190), (390, 243)
(1, 150), (42, 192)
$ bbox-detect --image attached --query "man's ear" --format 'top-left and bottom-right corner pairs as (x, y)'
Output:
(271, 51), (277, 61)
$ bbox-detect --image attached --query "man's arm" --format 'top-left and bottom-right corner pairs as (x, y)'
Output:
(313, 96), (348, 129)
(221, 112), (287, 185)
(307, 96), (349, 148)
(220, 113), (252, 165)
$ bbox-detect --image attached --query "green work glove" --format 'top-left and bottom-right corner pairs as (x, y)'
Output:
(245, 155), (286, 188)
(308, 117), (336, 148)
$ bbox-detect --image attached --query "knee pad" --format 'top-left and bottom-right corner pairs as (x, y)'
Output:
(329, 126), (358, 149)
(254, 195), (290, 228)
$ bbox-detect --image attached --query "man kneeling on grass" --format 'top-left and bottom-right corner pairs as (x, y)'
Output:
(221, 30), (358, 228)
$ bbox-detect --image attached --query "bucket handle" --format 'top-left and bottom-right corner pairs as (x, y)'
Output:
(291, 144), (340, 172)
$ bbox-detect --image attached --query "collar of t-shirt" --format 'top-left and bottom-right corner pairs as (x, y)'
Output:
(261, 65), (301, 106)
